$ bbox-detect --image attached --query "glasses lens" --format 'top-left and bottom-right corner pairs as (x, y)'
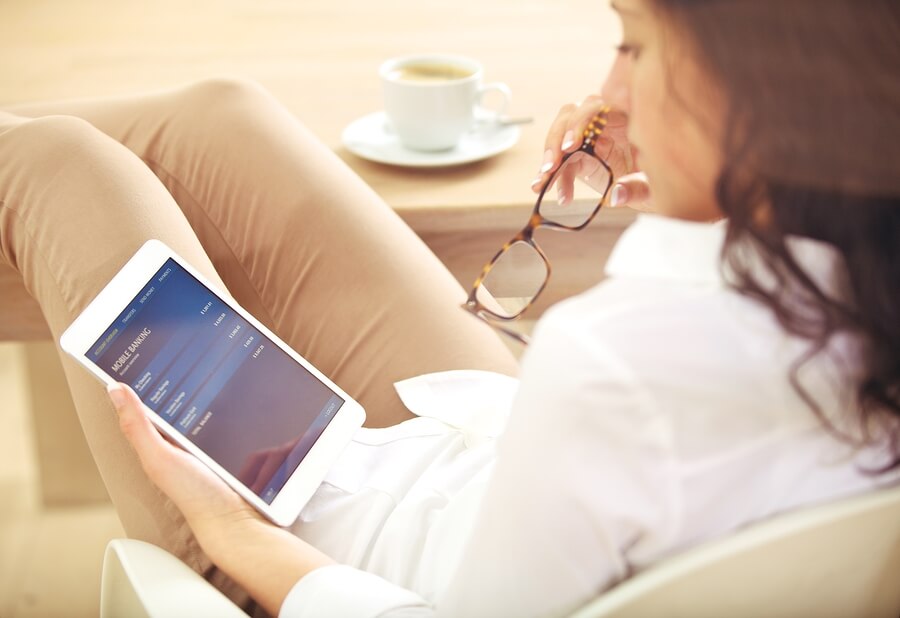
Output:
(539, 151), (611, 228)
(476, 240), (548, 319)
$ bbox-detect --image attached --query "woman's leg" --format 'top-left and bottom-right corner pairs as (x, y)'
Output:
(6, 79), (518, 429)
(0, 110), (239, 598)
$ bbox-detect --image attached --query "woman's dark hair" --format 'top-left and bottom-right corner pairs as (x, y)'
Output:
(652, 0), (900, 469)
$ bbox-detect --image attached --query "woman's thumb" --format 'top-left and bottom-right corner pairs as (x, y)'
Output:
(107, 382), (131, 411)
(107, 382), (156, 449)
(609, 172), (652, 211)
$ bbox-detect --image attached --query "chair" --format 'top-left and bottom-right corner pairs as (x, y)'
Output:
(101, 538), (245, 618)
(100, 484), (900, 618)
(574, 483), (900, 618)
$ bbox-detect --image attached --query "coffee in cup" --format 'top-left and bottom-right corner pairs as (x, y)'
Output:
(386, 61), (476, 83)
(380, 54), (511, 152)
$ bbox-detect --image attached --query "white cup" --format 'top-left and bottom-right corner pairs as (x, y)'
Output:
(380, 54), (512, 152)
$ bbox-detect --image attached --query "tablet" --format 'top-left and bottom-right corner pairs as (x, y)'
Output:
(60, 239), (366, 527)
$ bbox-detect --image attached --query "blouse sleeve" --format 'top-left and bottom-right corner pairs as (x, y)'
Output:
(279, 565), (431, 617)
(280, 309), (681, 618)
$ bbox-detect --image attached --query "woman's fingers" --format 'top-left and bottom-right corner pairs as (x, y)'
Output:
(555, 160), (577, 207)
(533, 96), (611, 193)
(532, 103), (576, 191)
(561, 95), (611, 153)
(610, 172), (653, 211)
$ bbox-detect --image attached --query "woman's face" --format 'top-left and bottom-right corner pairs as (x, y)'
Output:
(603, 0), (724, 222)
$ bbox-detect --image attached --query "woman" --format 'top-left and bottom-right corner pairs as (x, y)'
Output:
(3, 0), (898, 615)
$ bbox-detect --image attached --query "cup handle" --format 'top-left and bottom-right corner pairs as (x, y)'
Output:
(476, 82), (512, 122)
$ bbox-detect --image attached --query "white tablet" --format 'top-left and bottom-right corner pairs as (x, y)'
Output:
(60, 239), (366, 527)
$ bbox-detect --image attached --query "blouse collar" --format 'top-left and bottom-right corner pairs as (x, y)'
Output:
(604, 214), (727, 285)
(604, 213), (847, 299)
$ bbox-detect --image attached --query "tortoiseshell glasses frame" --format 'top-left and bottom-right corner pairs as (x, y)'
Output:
(461, 107), (614, 345)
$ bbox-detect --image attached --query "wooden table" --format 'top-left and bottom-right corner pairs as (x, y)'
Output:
(1, 0), (636, 316)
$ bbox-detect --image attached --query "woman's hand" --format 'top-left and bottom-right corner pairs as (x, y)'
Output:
(532, 94), (653, 212)
(107, 383), (262, 546)
(108, 382), (335, 616)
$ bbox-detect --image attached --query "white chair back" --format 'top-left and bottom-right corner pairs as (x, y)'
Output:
(572, 484), (900, 618)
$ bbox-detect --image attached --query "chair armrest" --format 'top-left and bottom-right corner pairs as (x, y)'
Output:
(100, 539), (247, 618)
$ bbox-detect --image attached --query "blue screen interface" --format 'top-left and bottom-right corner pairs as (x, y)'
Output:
(87, 259), (344, 504)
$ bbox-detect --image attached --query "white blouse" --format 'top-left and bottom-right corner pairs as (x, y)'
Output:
(281, 214), (899, 617)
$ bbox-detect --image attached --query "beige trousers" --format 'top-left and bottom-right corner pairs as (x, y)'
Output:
(0, 78), (517, 604)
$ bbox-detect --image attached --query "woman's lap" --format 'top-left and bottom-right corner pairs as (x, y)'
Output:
(0, 78), (517, 597)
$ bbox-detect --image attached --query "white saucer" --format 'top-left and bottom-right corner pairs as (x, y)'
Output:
(341, 111), (521, 168)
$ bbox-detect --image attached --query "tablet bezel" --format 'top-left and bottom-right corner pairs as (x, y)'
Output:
(60, 239), (366, 527)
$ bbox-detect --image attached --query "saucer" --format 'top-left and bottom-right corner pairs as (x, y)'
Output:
(341, 111), (521, 168)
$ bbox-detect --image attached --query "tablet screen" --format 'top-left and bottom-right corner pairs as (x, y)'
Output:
(86, 258), (345, 504)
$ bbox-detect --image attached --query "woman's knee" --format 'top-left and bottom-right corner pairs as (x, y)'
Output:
(4, 114), (116, 175)
(0, 113), (183, 264)
(180, 77), (270, 104)
(0, 115), (135, 239)
(170, 77), (290, 131)
(0, 114), (167, 226)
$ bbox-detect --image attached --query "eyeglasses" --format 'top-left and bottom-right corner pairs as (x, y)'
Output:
(461, 108), (614, 345)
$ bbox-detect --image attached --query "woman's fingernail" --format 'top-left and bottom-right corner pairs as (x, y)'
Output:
(539, 150), (554, 173)
(107, 383), (126, 409)
(611, 183), (628, 208)
(531, 176), (543, 189)
(561, 130), (575, 151)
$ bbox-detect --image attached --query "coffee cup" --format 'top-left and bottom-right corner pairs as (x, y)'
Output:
(380, 54), (512, 152)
